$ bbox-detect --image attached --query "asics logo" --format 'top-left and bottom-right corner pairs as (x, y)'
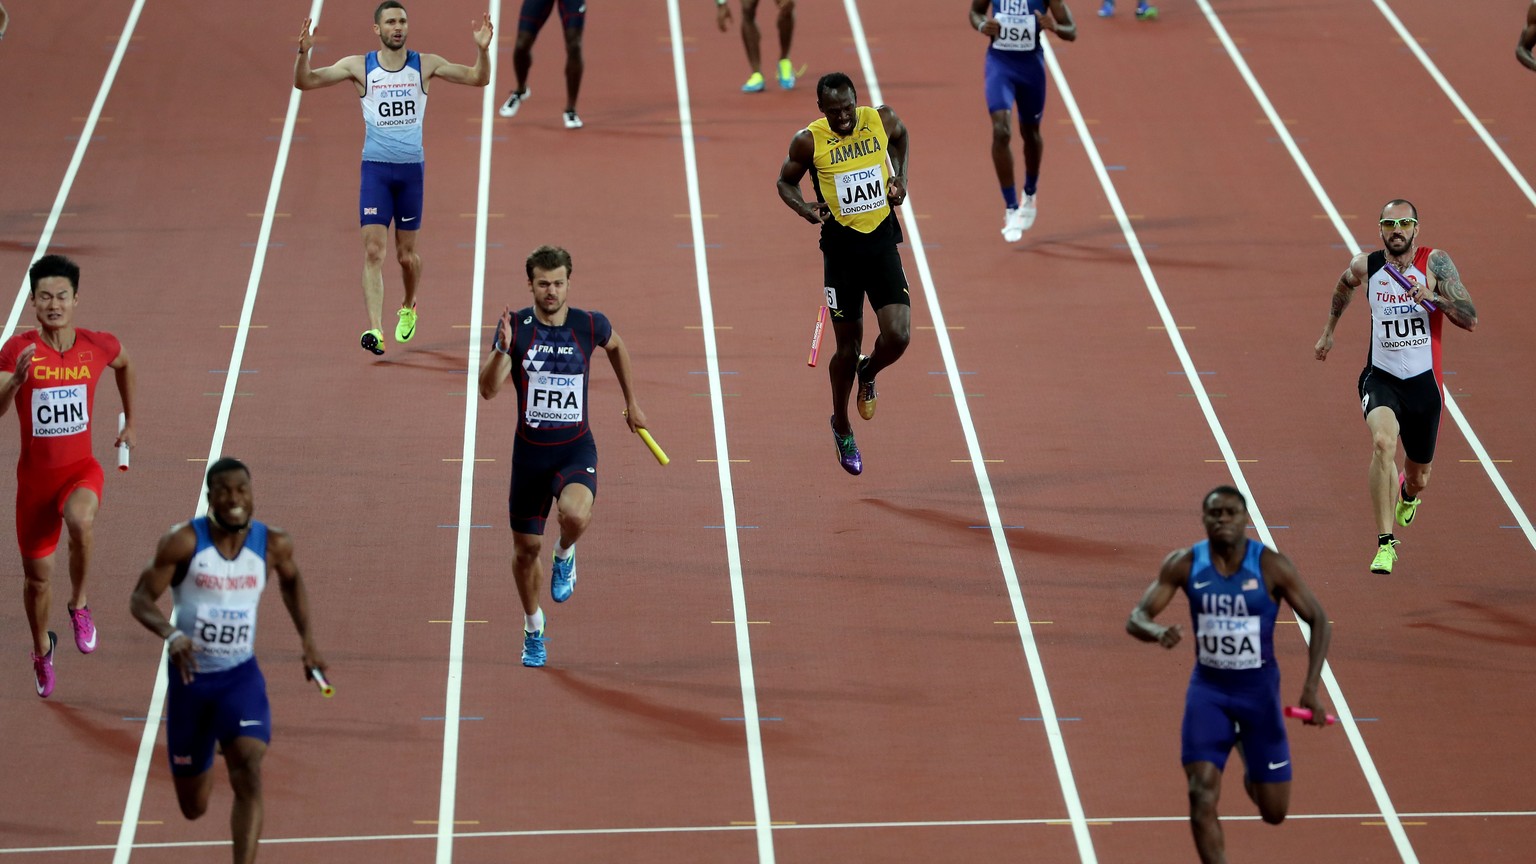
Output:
(1268, 760), (1289, 770)
(1192, 580), (1212, 589)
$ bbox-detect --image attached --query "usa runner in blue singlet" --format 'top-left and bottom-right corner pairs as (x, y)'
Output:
(969, 0), (1076, 242)
(130, 458), (327, 864)
(479, 246), (653, 669)
(294, 3), (493, 356)
(1127, 486), (1333, 864)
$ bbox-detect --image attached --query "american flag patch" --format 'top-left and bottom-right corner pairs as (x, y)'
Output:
(1242, 578), (1258, 591)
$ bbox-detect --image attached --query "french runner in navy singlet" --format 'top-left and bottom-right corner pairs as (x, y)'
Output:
(479, 246), (652, 668)
(1314, 200), (1480, 574)
(970, 0), (1076, 242)
(295, 3), (493, 356)
(130, 459), (327, 864)
(1128, 486), (1332, 864)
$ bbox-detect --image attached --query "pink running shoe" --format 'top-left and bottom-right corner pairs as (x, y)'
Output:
(68, 605), (98, 654)
(32, 631), (56, 698)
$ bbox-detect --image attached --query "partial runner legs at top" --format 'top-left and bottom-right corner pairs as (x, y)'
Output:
(499, 0), (586, 128)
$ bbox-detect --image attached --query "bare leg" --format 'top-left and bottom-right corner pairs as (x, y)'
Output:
(62, 486), (99, 610)
(172, 768), (216, 822)
(1365, 406), (1400, 535)
(512, 31), (534, 93)
(394, 228), (421, 311)
(1402, 457), (1432, 500)
(1244, 778), (1291, 826)
(562, 27), (584, 112)
(22, 555), (55, 656)
(863, 303), (910, 379)
(512, 532), (544, 616)
(1185, 761), (1228, 864)
(360, 224), (389, 332)
(554, 483), (593, 550)
(990, 109), (1015, 191)
(1021, 121), (1044, 186)
(225, 737), (267, 864)
(740, 0), (763, 73)
(775, 0), (795, 59)
(829, 318), (862, 435)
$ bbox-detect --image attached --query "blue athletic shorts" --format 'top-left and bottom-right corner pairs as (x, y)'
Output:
(165, 657), (271, 777)
(1181, 673), (1292, 783)
(519, 0), (586, 34)
(509, 434), (598, 535)
(359, 161), (425, 229)
(984, 52), (1047, 123)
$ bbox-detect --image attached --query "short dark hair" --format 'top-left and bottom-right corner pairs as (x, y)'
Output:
(816, 72), (857, 101)
(375, 1), (406, 24)
(526, 245), (573, 280)
(207, 457), (251, 485)
(1381, 198), (1417, 220)
(28, 254), (81, 296)
(1203, 485), (1247, 510)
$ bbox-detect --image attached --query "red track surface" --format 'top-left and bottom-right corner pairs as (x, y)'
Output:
(1, 1), (1532, 862)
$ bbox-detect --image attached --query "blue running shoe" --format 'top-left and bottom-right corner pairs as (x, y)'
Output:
(550, 550), (577, 603)
(1098, 0), (1115, 17)
(830, 416), (862, 476)
(521, 629), (547, 667)
(1136, 3), (1159, 20)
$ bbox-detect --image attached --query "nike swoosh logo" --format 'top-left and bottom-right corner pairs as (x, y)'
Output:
(1192, 580), (1211, 589)
(239, 720), (263, 727)
(81, 632), (97, 650)
(401, 216), (417, 222)
(1268, 760), (1289, 770)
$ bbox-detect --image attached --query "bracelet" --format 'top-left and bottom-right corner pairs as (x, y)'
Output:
(976, 17), (985, 32)
(165, 629), (186, 644)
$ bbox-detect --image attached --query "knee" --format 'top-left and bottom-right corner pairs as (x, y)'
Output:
(779, 0), (796, 17)
(991, 121), (1012, 146)
(176, 789), (208, 821)
(557, 507), (590, 536)
(1370, 431), (1397, 457)
(1021, 125), (1043, 147)
(512, 540), (541, 568)
(395, 247), (416, 268)
(64, 509), (95, 540)
(363, 240), (387, 266)
(230, 766), (262, 801)
(514, 33), (535, 54)
(886, 325), (911, 354)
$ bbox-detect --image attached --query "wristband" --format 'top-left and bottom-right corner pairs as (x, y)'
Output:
(165, 629), (186, 645)
(977, 18), (986, 32)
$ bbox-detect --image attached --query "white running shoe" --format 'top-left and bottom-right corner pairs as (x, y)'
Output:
(563, 110), (584, 130)
(1019, 193), (1038, 231)
(498, 88), (530, 118)
(1001, 207), (1026, 243)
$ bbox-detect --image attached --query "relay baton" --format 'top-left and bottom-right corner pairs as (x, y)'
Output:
(637, 428), (670, 466)
(1283, 706), (1337, 725)
(807, 305), (827, 367)
(308, 666), (334, 698)
(1382, 263), (1437, 312)
(117, 413), (129, 471)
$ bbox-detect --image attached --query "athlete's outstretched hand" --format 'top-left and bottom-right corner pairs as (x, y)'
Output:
(716, 2), (734, 32)
(492, 306), (514, 354)
(472, 13), (493, 50)
(297, 17), (316, 54)
(301, 640), (327, 683)
(1296, 689), (1329, 727)
(1314, 330), (1334, 361)
(114, 417), (136, 453)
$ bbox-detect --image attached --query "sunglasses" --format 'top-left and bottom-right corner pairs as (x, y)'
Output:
(1379, 218), (1418, 230)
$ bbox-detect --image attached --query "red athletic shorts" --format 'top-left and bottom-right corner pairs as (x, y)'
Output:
(15, 457), (104, 559)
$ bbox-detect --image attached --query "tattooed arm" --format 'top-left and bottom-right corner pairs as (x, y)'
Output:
(1426, 249), (1479, 332)
(1315, 253), (1367, 361)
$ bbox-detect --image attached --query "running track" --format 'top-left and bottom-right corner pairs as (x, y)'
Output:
(1, 1), (1533, 861)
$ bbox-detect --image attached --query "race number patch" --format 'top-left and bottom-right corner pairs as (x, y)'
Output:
(31, 384), (88, 438)
(992, 5), (1039, 52)
(526, 371), (584, 426)
(194, 604), (255, 658)
(835, 165), (886, 216)
(1196, 614), (1261, 670)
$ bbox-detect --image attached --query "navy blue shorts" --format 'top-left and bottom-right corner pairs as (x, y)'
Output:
(359, 160), (424, 229)
(984, 52), (1047, 123)
(1181, 674), (1292, 783)
(519, 0), (586, 34)
(166, 657), (270, 777)
(509, 434), (598, 535)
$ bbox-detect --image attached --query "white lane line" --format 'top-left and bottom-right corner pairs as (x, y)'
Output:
(111, 1), (326, 861)
(1363, 0), (1536, 551)
(840, 4), (1096, 862)
(664, 2), (774, 861)
(1368, 0), (1536, 208)
(3, 0), (148, 341)
(17, 807), (1533, 854)
(435, 3), (501, 862)
(1103, 3), (1420, 861)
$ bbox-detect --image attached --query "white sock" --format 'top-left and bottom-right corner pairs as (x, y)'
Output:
(554, 540), (574, 560)
(524, 608), (544, 634)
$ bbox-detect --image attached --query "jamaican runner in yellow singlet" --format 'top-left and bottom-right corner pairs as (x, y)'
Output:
(777, 71), (911, 476)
